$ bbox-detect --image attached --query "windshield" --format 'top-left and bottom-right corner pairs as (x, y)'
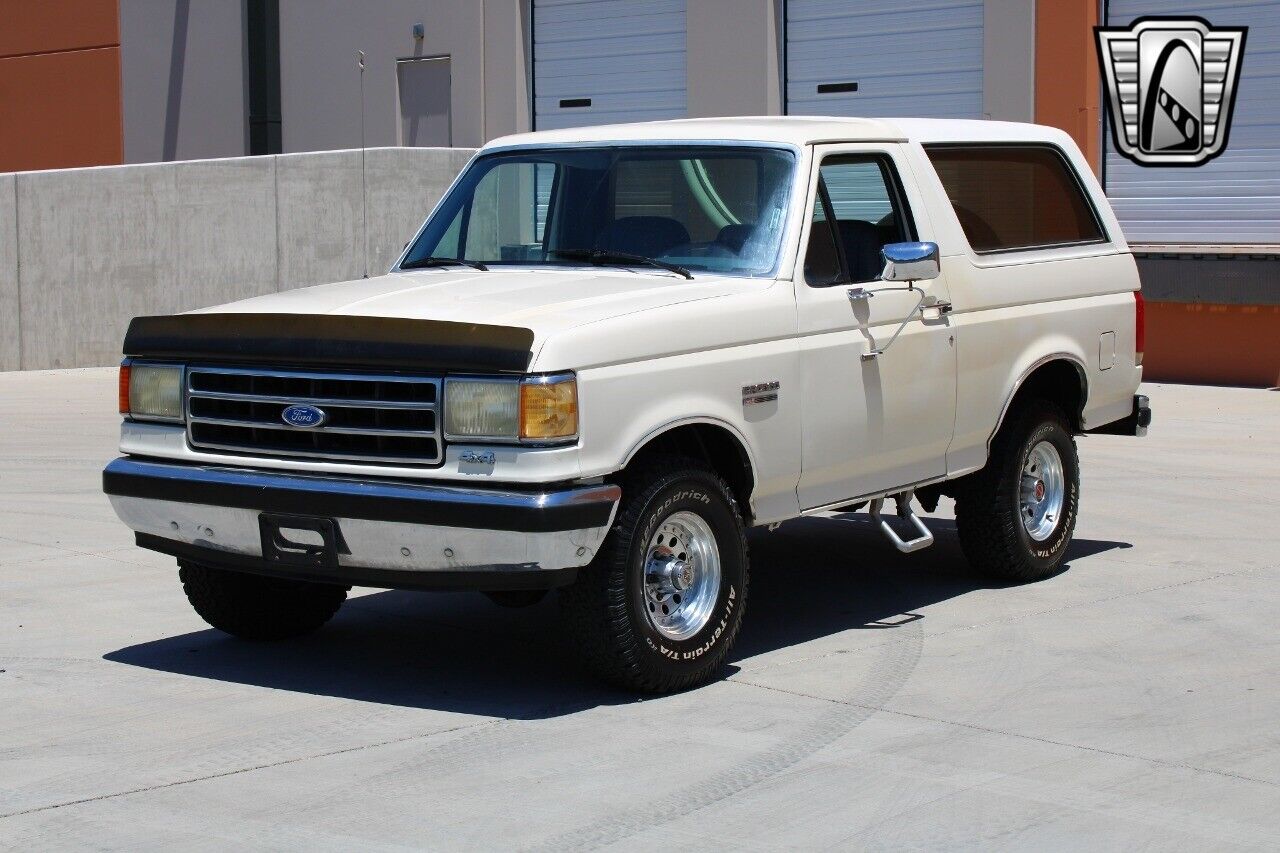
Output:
(401, 145), (797, 277)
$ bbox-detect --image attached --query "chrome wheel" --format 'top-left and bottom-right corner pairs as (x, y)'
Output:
(1020, 440), (1065, 542)
(642, 511), (721, 641)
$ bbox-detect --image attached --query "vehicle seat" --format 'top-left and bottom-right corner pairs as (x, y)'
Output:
(837, 220), (887, 282)
(594, 216), (691, 257)
(951, 204), (1001, 252)
(715, 223), (756, 254)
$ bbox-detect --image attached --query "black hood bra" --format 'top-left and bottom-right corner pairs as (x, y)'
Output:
(123, 313), (535, 374)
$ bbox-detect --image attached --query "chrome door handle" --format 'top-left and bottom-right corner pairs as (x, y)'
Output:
(920, 298), (953, 322)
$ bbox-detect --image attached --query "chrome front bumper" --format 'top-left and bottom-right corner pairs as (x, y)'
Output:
(103, 458), (620, 590)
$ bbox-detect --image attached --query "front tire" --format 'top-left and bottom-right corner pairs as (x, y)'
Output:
(560, 457), (749, 693)
(955, 401), (1080, 583)
(178, 561), (348, 640)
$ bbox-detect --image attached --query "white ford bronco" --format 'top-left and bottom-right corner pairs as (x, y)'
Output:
(104, 117), (1149, 692)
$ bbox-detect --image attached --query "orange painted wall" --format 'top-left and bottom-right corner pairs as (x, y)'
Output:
(1144, 302), (1280, 388)
(1034, 0), (1101, 174)
(0, 0), (123, 172)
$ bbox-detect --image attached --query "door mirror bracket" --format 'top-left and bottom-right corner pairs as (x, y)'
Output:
(860, 288), (929, 361)
(855, 242), (944, 361)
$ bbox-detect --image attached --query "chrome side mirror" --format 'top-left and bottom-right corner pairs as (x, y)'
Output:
(881, 242), (940, 283)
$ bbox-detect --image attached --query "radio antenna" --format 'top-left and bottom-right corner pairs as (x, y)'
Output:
(358, 50), (368, 278)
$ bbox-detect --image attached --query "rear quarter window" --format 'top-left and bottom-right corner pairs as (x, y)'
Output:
(924, 144), (1107, 254)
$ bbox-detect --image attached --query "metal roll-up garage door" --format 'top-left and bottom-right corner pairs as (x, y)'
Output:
(533, 0), (687, 131)
(785, 0), (984, 119)
(1104, 1), (1280, 244)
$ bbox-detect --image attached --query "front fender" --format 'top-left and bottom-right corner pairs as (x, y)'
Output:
(575, 344), (803, 525)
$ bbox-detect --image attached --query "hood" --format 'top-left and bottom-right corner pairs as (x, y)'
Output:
(192, 268), (756, 355)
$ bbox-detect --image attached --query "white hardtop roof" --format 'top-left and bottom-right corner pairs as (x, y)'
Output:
(482, 116), (1076, 151)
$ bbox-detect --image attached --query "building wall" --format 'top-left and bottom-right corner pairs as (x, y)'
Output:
(277, 0), (488, 152)
(1134, 254), (1280, 386)
(0, 0), (1067, 172)
(1144, 301), (1280, 388)
(4, 147), (474, 371)
(3, 0), (1274, 385)
(0, 173), (17, 371)
(482, 0), (534, 140)
(1034, 0), (1102, 174)
(117, 0), (530, 160)
(119, 0), (250, 164)
(1028, 2), (1280, 387)
(0, 0), (124, 173)
(687, 0), (782, 117)
(983, 0), (1037, 122)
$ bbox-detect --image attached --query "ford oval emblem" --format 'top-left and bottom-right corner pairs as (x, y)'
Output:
(281, 404), (327, 428)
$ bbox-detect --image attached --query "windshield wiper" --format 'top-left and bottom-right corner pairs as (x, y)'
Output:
(549, 248), (692, 280)
(400, 256), (488, 271)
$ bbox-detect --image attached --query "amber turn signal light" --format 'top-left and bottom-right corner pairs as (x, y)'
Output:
(519, 377), (577, 441)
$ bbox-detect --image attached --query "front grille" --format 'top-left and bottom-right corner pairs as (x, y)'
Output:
(186, 366), (443, 465)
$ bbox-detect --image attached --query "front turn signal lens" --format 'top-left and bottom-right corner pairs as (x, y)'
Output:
(520, 376), (577, 441)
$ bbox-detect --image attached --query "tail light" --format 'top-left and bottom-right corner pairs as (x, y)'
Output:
(118, 361), (132, 414)
(1134, 290), (1146, 367)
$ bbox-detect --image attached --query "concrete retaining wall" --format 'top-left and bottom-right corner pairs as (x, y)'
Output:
(1, 173), (17, 371)
(0, 147), (475, 371)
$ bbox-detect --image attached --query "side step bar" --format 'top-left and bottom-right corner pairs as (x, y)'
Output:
(868, 489), (935, 553)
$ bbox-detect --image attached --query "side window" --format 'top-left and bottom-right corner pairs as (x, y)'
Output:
(804, 155), (915, 286)
(925, 144), (1106, 253)
(434, 206), (463, 257)
(804, 191), (842, 286)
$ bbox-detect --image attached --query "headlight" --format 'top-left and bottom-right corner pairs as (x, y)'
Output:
(444, 374), (578, 443)
(121, 361), (184, 421)
(444, 379), (520, 439)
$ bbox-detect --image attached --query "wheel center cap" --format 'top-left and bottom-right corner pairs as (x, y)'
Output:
(1034, 480), (1046, 501)
(671, 561), (694, 590)
(651, 553), (694, 592)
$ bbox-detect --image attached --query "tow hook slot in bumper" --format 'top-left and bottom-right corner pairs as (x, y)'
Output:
(869, 490), (935, 554)
(259, 513), (344, 570)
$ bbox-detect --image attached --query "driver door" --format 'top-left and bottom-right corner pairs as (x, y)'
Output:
(796, 144), (957, 509)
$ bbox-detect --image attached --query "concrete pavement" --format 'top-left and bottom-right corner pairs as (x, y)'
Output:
(1, 368), (1277, 849)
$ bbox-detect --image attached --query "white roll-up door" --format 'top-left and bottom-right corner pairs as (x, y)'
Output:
(785, 0), (984, 119)
(533, 0), (687, 131)
(1104, 1), (1280, 244)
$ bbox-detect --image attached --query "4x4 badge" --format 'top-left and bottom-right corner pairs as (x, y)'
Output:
(1096, 17), (1247, 167)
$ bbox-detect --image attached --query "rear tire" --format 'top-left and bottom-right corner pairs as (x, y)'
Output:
(955, 401), (1080, 583)
(560, 457), (748, 693)
(178, 561), (348, 640)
